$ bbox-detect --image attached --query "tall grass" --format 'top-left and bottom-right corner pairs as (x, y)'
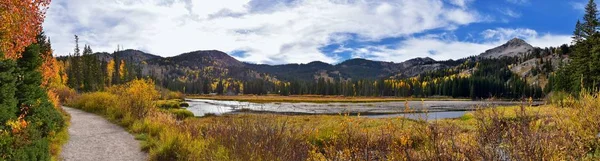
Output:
(68, 80), (600, 160)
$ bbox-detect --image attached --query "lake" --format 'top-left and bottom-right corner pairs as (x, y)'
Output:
(185, 99), (543, 120)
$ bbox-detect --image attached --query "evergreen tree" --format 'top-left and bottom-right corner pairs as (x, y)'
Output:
(0, 54), (18, 130)
(573, 20), (584, 43)
(203, 80), (210, 94)
(67, 35), (83, 90)
(0, 36), (65, 160)
(16, 43), (64, 137)
(216, 79), (224, 95)
(583, 0), (599, 37)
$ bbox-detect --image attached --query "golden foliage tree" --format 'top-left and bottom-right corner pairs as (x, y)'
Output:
(124, 79), (159, 118)
(106, 59), (115, 86)
(119, 60), (126, 80)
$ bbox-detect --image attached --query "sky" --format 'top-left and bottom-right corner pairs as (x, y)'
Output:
(43, 0), (587, 65)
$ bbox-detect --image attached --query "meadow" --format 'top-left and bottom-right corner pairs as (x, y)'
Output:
(65, 79), (600, 160)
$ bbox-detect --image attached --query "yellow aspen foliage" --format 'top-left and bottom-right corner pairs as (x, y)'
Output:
(124, 79), (159, 118)
(106, 59), (115, 86)
(119, 60), (126, 80)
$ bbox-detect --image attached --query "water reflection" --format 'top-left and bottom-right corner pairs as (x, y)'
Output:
(186, 99), (538, 119)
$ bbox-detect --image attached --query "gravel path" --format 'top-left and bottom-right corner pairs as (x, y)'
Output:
(60, 106), (147, 161)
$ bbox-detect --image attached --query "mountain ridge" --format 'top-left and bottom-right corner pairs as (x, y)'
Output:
(77, 38), (550, 84)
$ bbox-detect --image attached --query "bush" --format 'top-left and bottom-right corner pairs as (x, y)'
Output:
(156, 99), (189, 109)
(0, 45), (66, 160)
(179, 102), (189, 108)
(161, 90), (184, 100)
(156, 100), (181, 109)
(124, 79), (159, 119)
(68, 92), (118, 113)
(167, 109), (194, 120)
(53, 85), (76, 104)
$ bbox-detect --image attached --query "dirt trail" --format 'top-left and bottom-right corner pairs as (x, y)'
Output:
(60, 106), (147, 161)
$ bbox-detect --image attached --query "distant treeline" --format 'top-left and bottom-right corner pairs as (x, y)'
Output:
(154, 56), (545, 99)
(62, 42), (549, 99)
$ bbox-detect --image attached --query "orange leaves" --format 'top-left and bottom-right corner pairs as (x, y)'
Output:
(0, 0), (51, 59)
(7, 106), (29, 134)
(40, 49), (60, 87)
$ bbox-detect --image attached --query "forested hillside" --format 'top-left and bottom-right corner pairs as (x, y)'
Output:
(55, 34), (573, 100)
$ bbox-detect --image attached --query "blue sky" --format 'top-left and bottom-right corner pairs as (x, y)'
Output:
(43, 0), (586, 64)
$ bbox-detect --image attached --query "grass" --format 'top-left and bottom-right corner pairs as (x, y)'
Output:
(49, 103), (71, 161)
(165, 109), (194, 119)
(187, 95), (470, 103)
(67, 80), (600, 160)
(156, 99), (189, 109)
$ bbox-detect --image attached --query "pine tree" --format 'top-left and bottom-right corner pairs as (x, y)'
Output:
(216, 79), (224, 95)
(16, 43), (64, 135)
(573, 20), (584, 43)
(0, 55), (18, 130)
(203, 80), (211, 94)
(67, 35), (83, 91)
(583, 0), (599, 37)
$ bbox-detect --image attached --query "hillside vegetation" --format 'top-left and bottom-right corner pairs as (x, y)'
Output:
(0, 1), (71, 160)
(67, 78), (600, 160)
(58, 36), (564, 100)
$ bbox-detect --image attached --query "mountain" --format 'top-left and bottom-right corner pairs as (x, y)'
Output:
(245, 57), (450, 81)
(479, 38), (534, 59)
(94, 49), (162, 63)
(78, 38), (563, 90)
(160, 50), (245, 68)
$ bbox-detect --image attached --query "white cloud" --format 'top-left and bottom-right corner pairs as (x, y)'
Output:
(506, 0), (529, 5)
(481, 28), (537, 41)
(446, 0), (473, 8)
(499, 8), (521, 18)
(43, 0), (480, 64)
(42, 0), (570, 65)
(570, 1), (586, 12)
(338, 28), (571, 63)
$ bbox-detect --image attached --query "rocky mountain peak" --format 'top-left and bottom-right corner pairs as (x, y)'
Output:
(168, 50), (245, 68)
(506, 38), (528, 46)
(479, 38), (534, 59)
(403, 57), (435, 66)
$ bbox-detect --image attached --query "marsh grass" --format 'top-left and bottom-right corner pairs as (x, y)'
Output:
(68, 80), (600, 160)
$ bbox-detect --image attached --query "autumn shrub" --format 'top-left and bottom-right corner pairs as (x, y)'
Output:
(53, 85), (77, 103)
(201, 116), (311, 160)
(156, 100), (181, 109)
(161, 90), (184, 100)
(166, 109), (194, 120)
(123, 79), (159, 119)
(69, 92), (119, 114)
